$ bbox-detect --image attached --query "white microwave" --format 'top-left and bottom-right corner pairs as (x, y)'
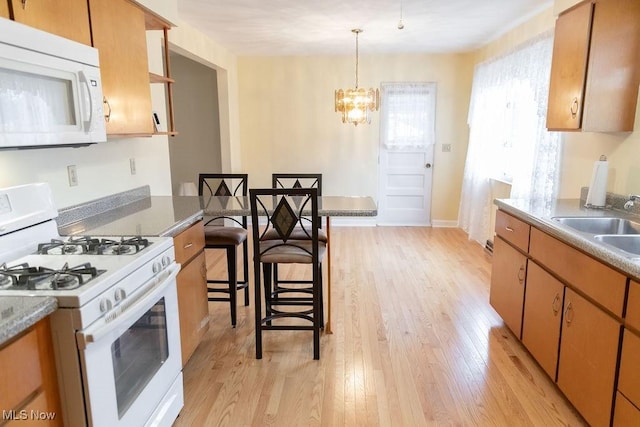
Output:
(0, 18), (106, 149)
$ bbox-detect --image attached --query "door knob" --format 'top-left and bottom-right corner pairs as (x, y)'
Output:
(425, 163), (432, 168)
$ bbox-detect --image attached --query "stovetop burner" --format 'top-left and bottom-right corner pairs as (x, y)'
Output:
(37, 236), (151, 256)
(0, 262), (105, 291)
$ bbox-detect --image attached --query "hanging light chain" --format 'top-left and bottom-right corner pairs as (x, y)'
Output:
(354, 29), (360, 89)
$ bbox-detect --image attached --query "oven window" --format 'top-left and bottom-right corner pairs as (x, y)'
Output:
(111, 297), (169, 419)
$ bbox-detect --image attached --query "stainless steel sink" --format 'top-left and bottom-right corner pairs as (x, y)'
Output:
(594, 235), (640, 256)
(552, 217), (640, 235)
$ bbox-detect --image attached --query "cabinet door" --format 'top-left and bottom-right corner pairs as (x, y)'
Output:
(0, 2), (8, 18)
(88, 0), (153, 136)
(613, 392), (640, 427)
(582, 0), (640, 132)
(618, 329), (640, 408)
(176, 251), (209, 366)
(490, 237), (527, 338)
(9, 0), (91, 45)
(522, 262), (563, 379)
(546, 1), (593, 131)
(557, 288), (620, 427)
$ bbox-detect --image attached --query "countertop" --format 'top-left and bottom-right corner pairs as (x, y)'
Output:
(58, 196), (204, 237)
(495, 198), (640, 281)
(0, 297), (57, 346)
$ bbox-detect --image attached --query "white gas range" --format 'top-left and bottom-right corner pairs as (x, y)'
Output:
(0, 183), (183, 427)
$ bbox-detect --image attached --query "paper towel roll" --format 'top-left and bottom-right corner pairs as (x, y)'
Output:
(585, 156), (608, 208)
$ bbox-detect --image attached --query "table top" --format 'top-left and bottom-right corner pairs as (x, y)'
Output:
(201, 195), (378, 217)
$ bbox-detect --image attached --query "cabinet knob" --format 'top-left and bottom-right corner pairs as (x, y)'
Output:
(21, 0), (27, 10)
(552, 293), (561, 315)
(517, 265), (525, 283)
(103, 97), (111, 122)
(564, 301), (574, 324)
(570, 97), (579, 119)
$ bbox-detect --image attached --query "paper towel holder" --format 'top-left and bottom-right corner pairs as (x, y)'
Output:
(584, 154), (609, 209)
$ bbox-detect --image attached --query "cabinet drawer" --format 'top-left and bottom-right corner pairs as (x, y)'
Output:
(174, 220), (205, 265)
(495, 210), (530, 252)
(529, 227), (626, 317)
(0, 328), (43, 413)
(618, 329), (640, 408)
(613, 392), (640, 427)
(626, 280), (640, 330)
(5, 390), (57, 427)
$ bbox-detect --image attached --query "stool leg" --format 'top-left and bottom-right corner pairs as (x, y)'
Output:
(254, 258), (262, 359)
(227, 246), (238, 327)
(242, 238), (250, 306)
(313, 263), (320, 360)
(263, 263), (273, 326)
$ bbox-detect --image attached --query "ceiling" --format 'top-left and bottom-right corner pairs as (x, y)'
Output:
(177, 0), (553, 56)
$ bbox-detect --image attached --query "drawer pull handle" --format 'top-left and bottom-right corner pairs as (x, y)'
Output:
(183, 242), (193, 249)
(505, 226), (514, 232)
(564, 302), (574, 325)
(570, 97), (579, 118)
(552, 293), (561, 315)
(517, 265), (525, 283)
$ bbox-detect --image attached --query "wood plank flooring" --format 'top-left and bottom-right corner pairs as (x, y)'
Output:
(173, 227), (586, 426)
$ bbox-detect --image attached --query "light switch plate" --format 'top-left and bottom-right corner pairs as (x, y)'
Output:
(130, 158), (136, 175)
(67, 165), (78, 187)
(442, 144), (452, 152)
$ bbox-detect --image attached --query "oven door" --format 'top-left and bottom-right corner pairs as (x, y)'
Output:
(76, 263), (183, 427)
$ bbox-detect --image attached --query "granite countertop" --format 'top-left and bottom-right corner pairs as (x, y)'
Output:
(58, 196), (204, 238)
(0, 297), (57, 346)
(495, 197), (640, 281)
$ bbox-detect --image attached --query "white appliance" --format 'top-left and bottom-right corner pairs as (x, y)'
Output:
(0, 18), (106, 149)
(0, 183), (183, 427)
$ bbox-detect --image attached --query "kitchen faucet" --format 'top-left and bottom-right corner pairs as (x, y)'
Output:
(624, 195), (640, 210)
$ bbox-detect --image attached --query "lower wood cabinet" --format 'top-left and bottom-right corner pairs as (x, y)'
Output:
(490, 236), (527, 338)
(522, 261), (563, 379)
(174, 220), (209, 367)
(0, 317), (62, 426)
(557, 287), (620, 427)
(614, 392), (640, 426)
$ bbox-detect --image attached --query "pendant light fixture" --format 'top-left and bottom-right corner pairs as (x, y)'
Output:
(334, 29), (380, 126)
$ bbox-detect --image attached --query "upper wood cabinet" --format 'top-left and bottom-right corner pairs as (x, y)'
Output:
(0, 2), (9, 18)
(8, 0), (91, 45)
(88, 0), (153, 136)
(547, 0), (640, 132)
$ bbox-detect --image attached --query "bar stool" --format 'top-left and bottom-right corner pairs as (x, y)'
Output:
(250, 187), (326, 359)
(198, 173), (249, 327)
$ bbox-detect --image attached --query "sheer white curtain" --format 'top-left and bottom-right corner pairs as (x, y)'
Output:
(459, 32), (562, 244)
(380, 82), (436, 150)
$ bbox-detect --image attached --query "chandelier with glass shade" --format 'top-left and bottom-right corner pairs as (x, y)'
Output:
(335, 29), (380, 125)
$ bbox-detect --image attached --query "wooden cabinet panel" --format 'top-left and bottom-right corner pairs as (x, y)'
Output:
(88, 0), (153, 136)
(0, 318), (61, 426)
(618, 329), (640, 407)
(0, 327), (42, 412)
(557, 287), (620, 427)
(546, 1), (592, 131)
(495, 210), (530, 253)
(613, 392), (640, 427)
(490, 237), (527, 338)
(0, 2), (9, 17)
(547, 0), (640, 132)
(522, 262), (563, 379)
(626, 280), (640, 331)
(582, 0), (640, 132)
(176, 250), (209, 366)
(174, 220), (205, 265)
(9, 0), (91, 45)
(529, 227), (626, 316)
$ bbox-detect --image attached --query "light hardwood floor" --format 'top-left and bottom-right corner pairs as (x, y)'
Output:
(174, 227), (586, 426)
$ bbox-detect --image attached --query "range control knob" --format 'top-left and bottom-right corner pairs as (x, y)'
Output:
(152, 261), (162, 274)
(114, 288), (126, 302)
(99, 298), (113, 313)
(162, 256), (171, 267)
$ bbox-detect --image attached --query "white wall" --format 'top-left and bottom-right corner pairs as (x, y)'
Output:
(237, 53), (474, 222)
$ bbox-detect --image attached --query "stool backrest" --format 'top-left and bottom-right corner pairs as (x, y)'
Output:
(272, 173), (322, 196)
(198, 173), (248, 228)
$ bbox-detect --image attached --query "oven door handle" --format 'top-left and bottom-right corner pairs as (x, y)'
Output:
(76, 263), (181, 350)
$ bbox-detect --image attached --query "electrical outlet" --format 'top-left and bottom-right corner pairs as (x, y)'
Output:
(442, 144), (452, 152)
(129, 158), (136, 175)
(67, 165), (78, 187)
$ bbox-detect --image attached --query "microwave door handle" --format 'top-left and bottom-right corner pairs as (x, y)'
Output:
(78, 70), (93, 132)
(76, 264), (180, 349)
